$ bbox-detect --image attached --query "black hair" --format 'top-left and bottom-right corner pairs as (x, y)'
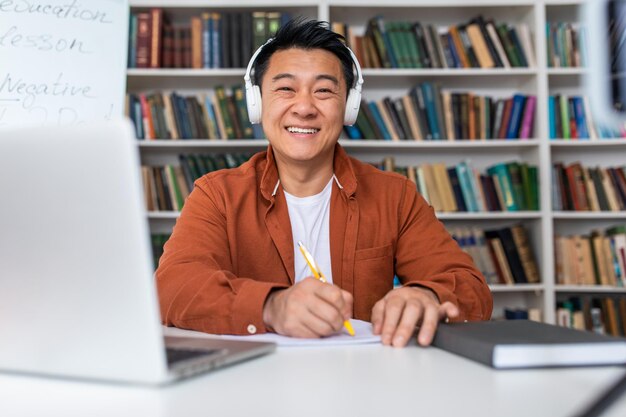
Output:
(252, 18), (355, 97)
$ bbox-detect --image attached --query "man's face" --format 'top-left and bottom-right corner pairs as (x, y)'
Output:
(260, 47), (347, 168)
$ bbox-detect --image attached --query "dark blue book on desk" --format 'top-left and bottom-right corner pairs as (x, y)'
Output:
(432, 320), (626, 369)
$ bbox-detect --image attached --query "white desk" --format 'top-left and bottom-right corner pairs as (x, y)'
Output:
(1, 327), (626, 417)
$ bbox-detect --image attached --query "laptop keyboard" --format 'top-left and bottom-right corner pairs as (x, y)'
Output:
(165, 347), (221, 365)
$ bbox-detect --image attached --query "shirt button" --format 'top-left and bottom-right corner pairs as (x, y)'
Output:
(247, 324), (257, 334)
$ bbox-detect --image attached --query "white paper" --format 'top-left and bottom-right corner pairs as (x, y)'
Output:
(164, 319), (381, 347)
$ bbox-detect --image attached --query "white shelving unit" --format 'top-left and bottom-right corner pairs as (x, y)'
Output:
(129, 0), (625, 324)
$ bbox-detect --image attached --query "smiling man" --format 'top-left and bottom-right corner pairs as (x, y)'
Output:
(156, 19), (493, 348)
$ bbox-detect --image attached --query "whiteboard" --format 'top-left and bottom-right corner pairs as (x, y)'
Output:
(0, 0), (129, 130)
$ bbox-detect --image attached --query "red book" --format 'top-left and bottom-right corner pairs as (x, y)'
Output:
(565, 163), (589, 211)
(138, 94), (155, 139)
(135, 12), (152, 68)
(162, 23), (174, 68)
(183, 26), (192, 68)
(497, 98), (513, 139)
(173, 26), (183, 68)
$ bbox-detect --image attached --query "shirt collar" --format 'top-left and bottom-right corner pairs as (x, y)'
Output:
(259, 143), (357, 201)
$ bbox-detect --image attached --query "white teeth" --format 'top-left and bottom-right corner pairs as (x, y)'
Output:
(287, 126), (319, 134)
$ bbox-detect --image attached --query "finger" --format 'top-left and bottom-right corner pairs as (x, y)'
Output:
(370, 299), (385, 335)
(438, 302), (460, 321)
(306, 300), (345, 334)
(391, 301), (422, 348)
(417, 304), (441, 346)
(380, 298), (404, 346)
(313, 282), (346, 312)
(340, 290), (354, 321)
(302, 307), (341, 336)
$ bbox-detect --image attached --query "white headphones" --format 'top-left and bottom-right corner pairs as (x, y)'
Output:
(243, 38), (364, 126)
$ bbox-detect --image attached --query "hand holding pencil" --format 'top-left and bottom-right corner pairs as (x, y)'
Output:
(261, 243), (354, 339)
(297, 241), (355, 337)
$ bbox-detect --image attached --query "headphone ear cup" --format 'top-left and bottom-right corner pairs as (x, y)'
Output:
(343, 88), (361, 126)
(246, 84), (263, 124)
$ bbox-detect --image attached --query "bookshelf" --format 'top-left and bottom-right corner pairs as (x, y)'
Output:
(128, 0), (626, 329)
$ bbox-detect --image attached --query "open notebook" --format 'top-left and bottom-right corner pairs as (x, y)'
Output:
(166, 319), (381, 347)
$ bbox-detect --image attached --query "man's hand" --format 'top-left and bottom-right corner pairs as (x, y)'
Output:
(371, 286), (459, 348)
(263, 277), (353, 338)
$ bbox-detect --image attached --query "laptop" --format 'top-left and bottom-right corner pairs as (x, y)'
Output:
(0, 119), (275, 385)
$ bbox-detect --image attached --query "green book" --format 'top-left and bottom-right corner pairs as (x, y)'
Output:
(201, 154), (220, 172)
(402, 21), (421, 68)
(214, 86), (235, 139)
(386, 22), (406, 68)
(266, 12), (281, 38)
(354, 103), (377, 139)
(506, 162), (526, 210)
(166, 165), (185, 211)
(183, 154), (203, 180)
(559, 94), (570, 139)
(497, 24), (521, 67)
(232, 85), (255, 139)
(252, 11), (267, 49)
(528, 166), (539, 210)
(487, 162), (518, 211)
(368, 18), (391, 68)
(607, 225), (626, 236)
(519, 162), (532, 211)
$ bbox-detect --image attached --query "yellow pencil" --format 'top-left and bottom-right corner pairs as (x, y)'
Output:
(297, 241), (355, 336)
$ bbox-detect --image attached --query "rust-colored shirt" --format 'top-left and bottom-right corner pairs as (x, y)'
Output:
(156, 144), (493, 335)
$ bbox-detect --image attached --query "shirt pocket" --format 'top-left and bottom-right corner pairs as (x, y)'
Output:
(353, 244), (394, 320)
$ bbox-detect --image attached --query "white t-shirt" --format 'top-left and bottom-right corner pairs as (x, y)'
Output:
(284, 177), (334, 284)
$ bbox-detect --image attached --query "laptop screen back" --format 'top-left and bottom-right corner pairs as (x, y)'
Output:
(0, 120), (169, 384)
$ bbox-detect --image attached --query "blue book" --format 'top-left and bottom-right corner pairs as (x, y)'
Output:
(505, 94), (526, 139)
(504, 308), (529, 320)
(447, 167), (468, 212)
(446, 33), (461, 68)
(467, 164), (485, 211)
(130, 95), (144, 139)
(212, 14), (220, 68)
(487, 163), (518, 211)
(572, 96), (590, 139)
(548, 95), (556, 139)
(455, 161), (478, 212)
(344, 125), (363, 140)
(421, 82), (441, 140)
(508, 28), (528, 67)
(202, 14), (211, 68)
(128, 14), (138, 68)
(172, 93), (191, 139)
(202, 96), (220, 138)
(367, 102), (391, 140)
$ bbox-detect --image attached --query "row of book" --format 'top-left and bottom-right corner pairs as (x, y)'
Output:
(555, 226), (626, 287)
(548, 95), (623, 140)
(346, 85), (536, 141)
(151, 233), (171, 269)
(552, 163), (626, 211)
(128, 9), (289, 69)
(557, 296), (626, 337)
(546, 22), (587, 68)
(142, 153), (252, 212)
(450, 224), (540, 286)
(126, 87), (263, 140)
(379, 157), (539, 212)
(335, 15), (534, 69)
(503, 307), (541, 322)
